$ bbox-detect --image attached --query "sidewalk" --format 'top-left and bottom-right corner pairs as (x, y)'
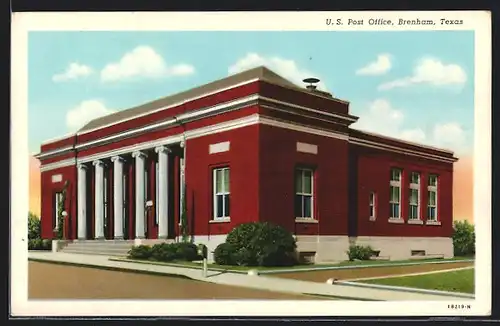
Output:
(28, 252), (473, 301)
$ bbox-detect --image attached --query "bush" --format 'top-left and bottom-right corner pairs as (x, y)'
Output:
(213, 243), (236, 265)
(347, 244), (374, 261)
(217, 222), (297, 267)
(128, 245), (152, 259)
(28, 238), (52, 251)
(453, 220), (475, 257)
(128, 242), (202, 262)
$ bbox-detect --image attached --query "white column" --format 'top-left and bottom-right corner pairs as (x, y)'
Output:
(132, 151), (147, 239)
(155, 146), (170, 239)
(111, 156), (124, 239)
(93, 160), (105, 239)
(77, 164), (88, 240)
(179, 141), (186, 230)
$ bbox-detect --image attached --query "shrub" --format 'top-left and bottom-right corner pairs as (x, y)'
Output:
(213, 242), (236, 265)
(128, 242), (202, 262)
(28, 238), (52, 250)
(218, 222), (297, 267)
(347, 244), (374, 261)
(453, 220), (475, 257)
(128, 245), (152, 259)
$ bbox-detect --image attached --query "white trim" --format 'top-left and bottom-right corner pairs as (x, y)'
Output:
(75, 94), (259, 150)
(389, 168), (401, 219)
(295, 218), (318, 224)
(51, 174), (62, 183)
(77, 78), (261, 136)
(213, 167), (230, 220)
(349, 137), (456, 163)
(259, 116), (349, 141)
(407, 219), (424, 225)
(209, 141), (230, 154)
(259, 96), (357, 122)
(260, 104), (346, 127)
(40, 158), (76, 172)
(427, 174), (439, 222)
(35, 145), (74, 159)
(295, 167), (314, 219)
(209, 218), (230, 223)
(388, 218), (405, 224)
(426, 220), (442, 226)
(351, 128), (454, 155)
(296, 142), (318, 155)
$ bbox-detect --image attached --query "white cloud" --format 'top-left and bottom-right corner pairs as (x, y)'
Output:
(66, 100), (115, 131)
(352, 99), (468, 153)
(52, 63), (93, 82)
(100, 46), (195, 82)
(356, 54), (392, 76)
(228, 53), (328, 91)
(378, 57), (467, 90)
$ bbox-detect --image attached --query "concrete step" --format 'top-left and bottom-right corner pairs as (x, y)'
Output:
(65, 243), (134, 249)
(61, 249), (129, 257)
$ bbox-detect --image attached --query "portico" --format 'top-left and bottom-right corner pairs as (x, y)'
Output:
(75, 143), (184, 241)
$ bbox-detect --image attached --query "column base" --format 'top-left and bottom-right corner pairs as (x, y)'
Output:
(77, 237), (87, 240)
(114, 236), (124, 240)
(158, 235), (168, 239)
(95, 236), (105, 240)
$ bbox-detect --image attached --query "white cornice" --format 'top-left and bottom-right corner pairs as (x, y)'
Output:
(34, 145), (74, 160)
(349, 137), (457, 163)
(40, 158), (76, 172)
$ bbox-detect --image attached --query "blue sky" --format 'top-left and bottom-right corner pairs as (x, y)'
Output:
(28, 31), (474, 157)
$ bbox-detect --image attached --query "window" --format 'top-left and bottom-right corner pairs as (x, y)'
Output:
(213, 167), (230, 219)
(369, 192), (376, 220)
(295, 168), (314, 219)
(427, 174), (438, 221)
(53, 191), (64, 229)
(409, 172), (420, 220)
(389, 168), (401, 219)
(155, 161), (159, 225)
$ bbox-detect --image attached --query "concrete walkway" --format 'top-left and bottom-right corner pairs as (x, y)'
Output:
(28, 252), (472, 301)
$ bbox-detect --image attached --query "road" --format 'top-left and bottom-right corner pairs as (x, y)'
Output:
(28, 261), (325, 300)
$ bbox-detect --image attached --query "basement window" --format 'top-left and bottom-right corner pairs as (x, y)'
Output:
(411, 250), (426, 256)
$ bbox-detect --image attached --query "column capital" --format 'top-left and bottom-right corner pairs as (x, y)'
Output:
(77, 163), (88, 170)
(132, 151), (148, 159)
(111, 155), (126, 163)
(155, 145), (172, 154)
(180, 141), (185, 148)
(92, 159), (104, 167)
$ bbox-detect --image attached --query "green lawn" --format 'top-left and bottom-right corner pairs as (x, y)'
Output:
(112, 256), (474, 273)
(359, 268), (475, 294)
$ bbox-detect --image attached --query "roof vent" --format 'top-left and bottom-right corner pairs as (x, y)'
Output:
(302, 77), (333, 98)
(303, 77), (320, 91)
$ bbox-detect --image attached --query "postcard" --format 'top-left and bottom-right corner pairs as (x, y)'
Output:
(11, 10), (491, 317)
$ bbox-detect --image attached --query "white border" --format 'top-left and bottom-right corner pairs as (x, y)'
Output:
(12, 11), (491, 317)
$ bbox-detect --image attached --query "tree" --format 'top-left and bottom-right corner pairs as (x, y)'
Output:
(28, 212), (41, 240)
(452, 220), (475, 257)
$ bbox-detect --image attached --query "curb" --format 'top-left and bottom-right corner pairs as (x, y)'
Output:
(28, 257), (195, 280)
(259, 259), (475, 274)
(336, 280), (475, 299)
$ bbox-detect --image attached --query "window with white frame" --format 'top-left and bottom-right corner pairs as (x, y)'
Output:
(369, 192), (376, 220)
(427, 174), (438, 221)
(53, 191), (64, 229)
(213, 167), (230, 219)
(155, 161), (159, 225)
(295, 168), (314, 219)
(409, 172), (420, 220)
(389, 168), (402, 219)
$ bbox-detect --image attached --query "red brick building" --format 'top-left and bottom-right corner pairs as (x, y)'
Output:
(35, 66), (457, 262)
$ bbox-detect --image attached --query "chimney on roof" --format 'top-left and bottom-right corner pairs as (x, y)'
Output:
(302, 77), (333, 98)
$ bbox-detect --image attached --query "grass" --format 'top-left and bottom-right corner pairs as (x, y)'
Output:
(358, 268), (475, 294)
(113, 256), (474, 274)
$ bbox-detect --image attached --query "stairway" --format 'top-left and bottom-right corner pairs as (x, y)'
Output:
(59, 240), (136, 257)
